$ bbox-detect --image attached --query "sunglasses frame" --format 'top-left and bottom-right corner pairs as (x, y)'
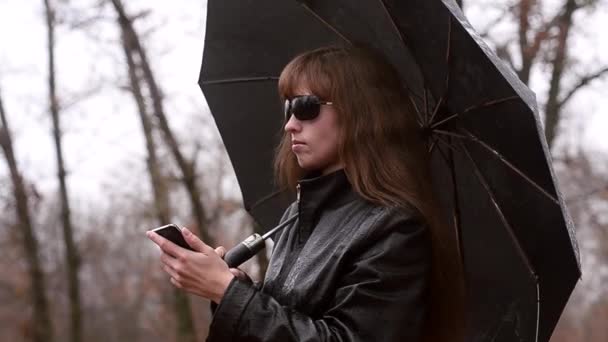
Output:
(284, 95), (333, 122)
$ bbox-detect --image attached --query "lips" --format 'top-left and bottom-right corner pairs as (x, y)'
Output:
(291, 139), (306, 153)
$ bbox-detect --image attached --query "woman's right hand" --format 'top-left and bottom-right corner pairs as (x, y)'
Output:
(214, 246), (254, 284)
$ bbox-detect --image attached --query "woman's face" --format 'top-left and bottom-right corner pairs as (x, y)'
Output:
(284, 86), (342, 175)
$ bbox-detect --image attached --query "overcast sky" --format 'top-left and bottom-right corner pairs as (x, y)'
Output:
(465, 0), (608, 158)
(0, 0), (223, 202)
(0, 0), (606, 205)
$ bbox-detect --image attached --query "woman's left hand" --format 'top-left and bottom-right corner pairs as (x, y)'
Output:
(146, 227), (235, 304)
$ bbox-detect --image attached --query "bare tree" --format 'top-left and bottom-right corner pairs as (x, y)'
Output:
(475, 0), (608, 148)
(109, 0), (214, 245)
(42, 1), (83, 341)
(119, 14), (198, 341)
(0, 88), (54, 342)
(73, 192), (189, 342)
(543, 0), (580, 147)
(548, 148), (608, 341)
(462, 2), (608, 340)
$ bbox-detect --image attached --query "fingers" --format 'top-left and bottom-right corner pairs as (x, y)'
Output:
(229, 268), (244, 278)
(169, 274), (183, 289)
(160, 252), (180, 270)
(229, 268), (251, 283)
(146, 231), (183, 259)
(162, 263), (183, 289)
(163, 263), (179, 280)
(181, 227), (214, 254)
(148, 227), (223, 293)
(215, 246), (226, 258)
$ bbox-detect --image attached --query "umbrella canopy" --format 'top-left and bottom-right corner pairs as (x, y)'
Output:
(198, 1), (581, 341)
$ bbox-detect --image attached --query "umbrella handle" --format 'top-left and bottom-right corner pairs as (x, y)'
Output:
(223, 214), (298, 267)
(224, 233), (265, 268)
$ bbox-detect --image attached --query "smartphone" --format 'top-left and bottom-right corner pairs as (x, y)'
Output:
(149, 224), (194, 251)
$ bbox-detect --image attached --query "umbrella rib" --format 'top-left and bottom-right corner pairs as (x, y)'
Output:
(424, 88), (429, 127)
(428, 16), (452, 127)
(535, 283), (541, 342)
(428, 95), (444, 126)
(432, 137), (467, 270)
(433, 129), (468, 140)
(431, 135), (457, 169)
(428, 136), (438, 154)
(408, 93), (424, 128)
(430, 113), (459, 129)
(379, 0), (406, 46)
(248, 189), (287, 212)
(407, 87), (425, 105)
(459, 127), (559, 205)
(430, 95), (520, 129)
(375, 0), (427, 108)
(433, 129), (559, 205)
(444, 14), (452, 93)
(297, 2), (351, 44)
(433, 133), (458, 156)
(461, 95), (520, 115)
(460, 139), (542, 342)
(201, 76), (279, 85)
(458, 139), (538, 279)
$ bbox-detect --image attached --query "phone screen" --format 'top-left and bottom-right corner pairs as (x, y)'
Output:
(150, 224), (194, 251)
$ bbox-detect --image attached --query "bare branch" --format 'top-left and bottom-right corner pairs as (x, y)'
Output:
(518, 1), (564, 84)
(0, 84), (54, 342)
(565, 185), (608, 205)
(526, 11), (562, 59)
(66, 14), (110, 30)
(544, 0), (579, 147)
(495, 43), (517, 71)
(43, 1), (83, 341)
(476, 4), (517, 39)
(60, 82), (106, 111)
(559, 66), (608, 107)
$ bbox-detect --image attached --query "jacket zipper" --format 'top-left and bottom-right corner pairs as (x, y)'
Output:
(271, 183), (303, 295)
(296, 184), (301, 204)
(296, 183), (302, 241)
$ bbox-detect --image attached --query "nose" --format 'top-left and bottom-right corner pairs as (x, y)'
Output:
(284, 113), (301, 133)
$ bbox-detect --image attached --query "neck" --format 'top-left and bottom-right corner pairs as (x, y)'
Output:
(321, 164), (344, 176)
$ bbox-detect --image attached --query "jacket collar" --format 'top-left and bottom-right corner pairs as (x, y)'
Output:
(295, 169), (357, 238)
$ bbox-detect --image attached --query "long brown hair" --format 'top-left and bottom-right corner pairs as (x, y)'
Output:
(274, 45), (467, 342)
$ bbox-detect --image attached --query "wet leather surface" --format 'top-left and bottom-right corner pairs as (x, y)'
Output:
(207, 170), (431, 341)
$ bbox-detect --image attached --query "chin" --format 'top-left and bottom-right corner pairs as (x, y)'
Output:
(297, 161), (320, 172)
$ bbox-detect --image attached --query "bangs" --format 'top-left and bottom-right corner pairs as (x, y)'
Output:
(278, 50), (335, 102)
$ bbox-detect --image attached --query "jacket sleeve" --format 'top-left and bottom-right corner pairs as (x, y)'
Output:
(206, 213), (431, 342)
(209, 203), (298, 314)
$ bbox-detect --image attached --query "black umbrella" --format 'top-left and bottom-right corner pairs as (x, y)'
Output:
(198, 1), (581, 341)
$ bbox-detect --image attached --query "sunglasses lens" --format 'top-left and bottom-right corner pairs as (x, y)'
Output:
(284, 99), (291, 121)
(293, 96), (321, 120)
(284, 95), (324, 121)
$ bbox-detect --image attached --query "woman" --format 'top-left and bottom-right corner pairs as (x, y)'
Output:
(147, 45), (466, 341)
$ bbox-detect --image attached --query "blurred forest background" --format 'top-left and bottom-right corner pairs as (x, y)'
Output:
(0, 0), (606, 341)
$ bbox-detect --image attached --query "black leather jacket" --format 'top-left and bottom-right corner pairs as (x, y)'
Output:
(207, 169), (431, 341)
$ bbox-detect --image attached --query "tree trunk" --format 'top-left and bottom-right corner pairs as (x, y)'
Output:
(42, 2), (83, 341)
(110, 0), (213, 245)
(544, 0), (577, 148)
(0, 90), (54, 342)
(120, 24), (198, 342)
(517, 0), (534, 85)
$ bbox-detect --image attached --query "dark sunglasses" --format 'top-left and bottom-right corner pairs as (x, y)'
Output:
(284, 95), (333, 121)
